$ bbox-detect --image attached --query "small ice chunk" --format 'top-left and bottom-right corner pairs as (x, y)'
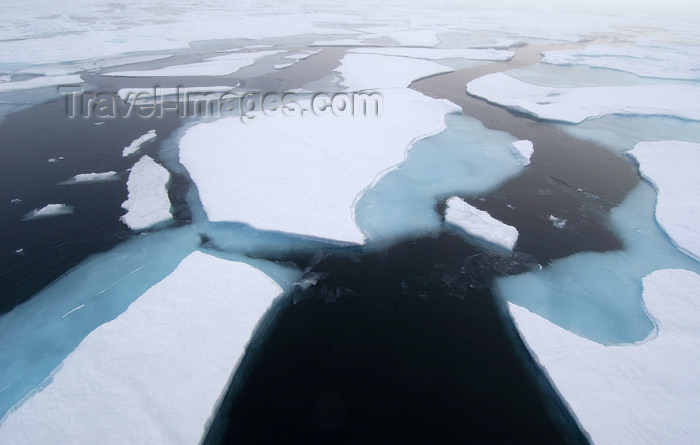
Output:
(273, 63), (294, 70)
(22, 204), (74, 220)
(62, 171), (118, 184)
(629, 141), (700, 260)
(508, 269), (700, 444)
(47, 157), (64, 163)
(548, 215), (566, 229)
(10, 198), (21, 204)
(122, 130), (156, 157)
(120, 156), (172, 231)
(510, 140), (534, 165)
(445, 196), (518, 250)
(14, 248), (24, 255)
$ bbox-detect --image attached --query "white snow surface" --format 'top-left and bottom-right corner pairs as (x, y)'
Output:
(510, 140), (533, 165)
(629, 141), (700, 261)
(123, 130), (157, 157)
(466, 72), (700, 123)
(0, 75), (83, 93)
(106, 51), (282, 77)
(120, 156), (172, 231)
(508, 268), (700, 445)
(179, 88), (460, 244)
(0, 251), (283, 445)
(349, 47), (513, 61)
(22, 204), (73, 220)
(336, 53), (453, 90)
(444, 196), (518, 250)
(542, 44), (700, 80)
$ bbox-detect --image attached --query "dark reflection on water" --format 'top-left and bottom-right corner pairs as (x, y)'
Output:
(205, 233), (589, 444)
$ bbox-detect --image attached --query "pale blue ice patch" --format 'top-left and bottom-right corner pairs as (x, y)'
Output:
(496, 181), (700, 345)
(355, 113), (525, 241)
(558, 115), (700, 154)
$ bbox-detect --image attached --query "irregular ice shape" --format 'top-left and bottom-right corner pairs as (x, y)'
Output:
(496, 182), (700, 344)
(542, 44), (700, 81)
(22, 204), (73, 220)
(336, 53), (452, 90)
(0, 251), (283, 445)
(509, 269), (700, 445)
(117, 87), (237, 103)
(179, 88), (460, 244)
(548, 215), (566, 229)
(510, 140), (533, 165)
(354, 113), (524, 241)
(349, 47), (513, 61)
(466, 72), (700, 123)
(444, 196), (518, 250)
(0, 75), (83, 93)
(120, 156), (172, 231)
(629, 141), (700, 261)
(105, 51), (283, 77)
(123, 130), (156, 157)
(62, 171), (117, 184)
(365, 29), (441, 46)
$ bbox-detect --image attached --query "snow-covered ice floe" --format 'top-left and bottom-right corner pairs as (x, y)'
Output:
(542, 44), (700, 81)
(117, 87), (237, 104)
(22, 204), (73, 220)
(466, 72), (700, 123)
(510, 140), (533, 165)
(508, 268), (700, 445)
(105, 50), (283, 77)
(348, 47), (513, 61)
(179, 88), (460, 244)
(629, 141), (700, 261)
(548, 215), (566, 229)
(0, 251), (283, 445)
(123, 130), (157, 157)
(121, 156), (172, 231)
(60, 171), (118, 184)
(336, 53), (453, 90)
(0, 75), (83, 93)
(444, 196), (518, 251)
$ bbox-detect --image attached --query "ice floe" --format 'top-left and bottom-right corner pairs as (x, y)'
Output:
(179, 88), (460, 244)
(548, 215), (567, 229)
(466, 72), (700, 123)
(509, 268), (700, 445)
(22, 204), (73, 220)
(629, 141), (700, 261)
(60, 171), (118, 184)
(0, 75), (83, 93)
(105, 50), (283, 77)
(336, 53), (452, 90)
(542, 44), (700, 81)
(349, 47), (513, 61)
(0, 251), (283, 445)
(510, 140), (533, 165)
(120, 156), (172, 231)
(444, 196), (518, 251)
(123, 130), (157, 157)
